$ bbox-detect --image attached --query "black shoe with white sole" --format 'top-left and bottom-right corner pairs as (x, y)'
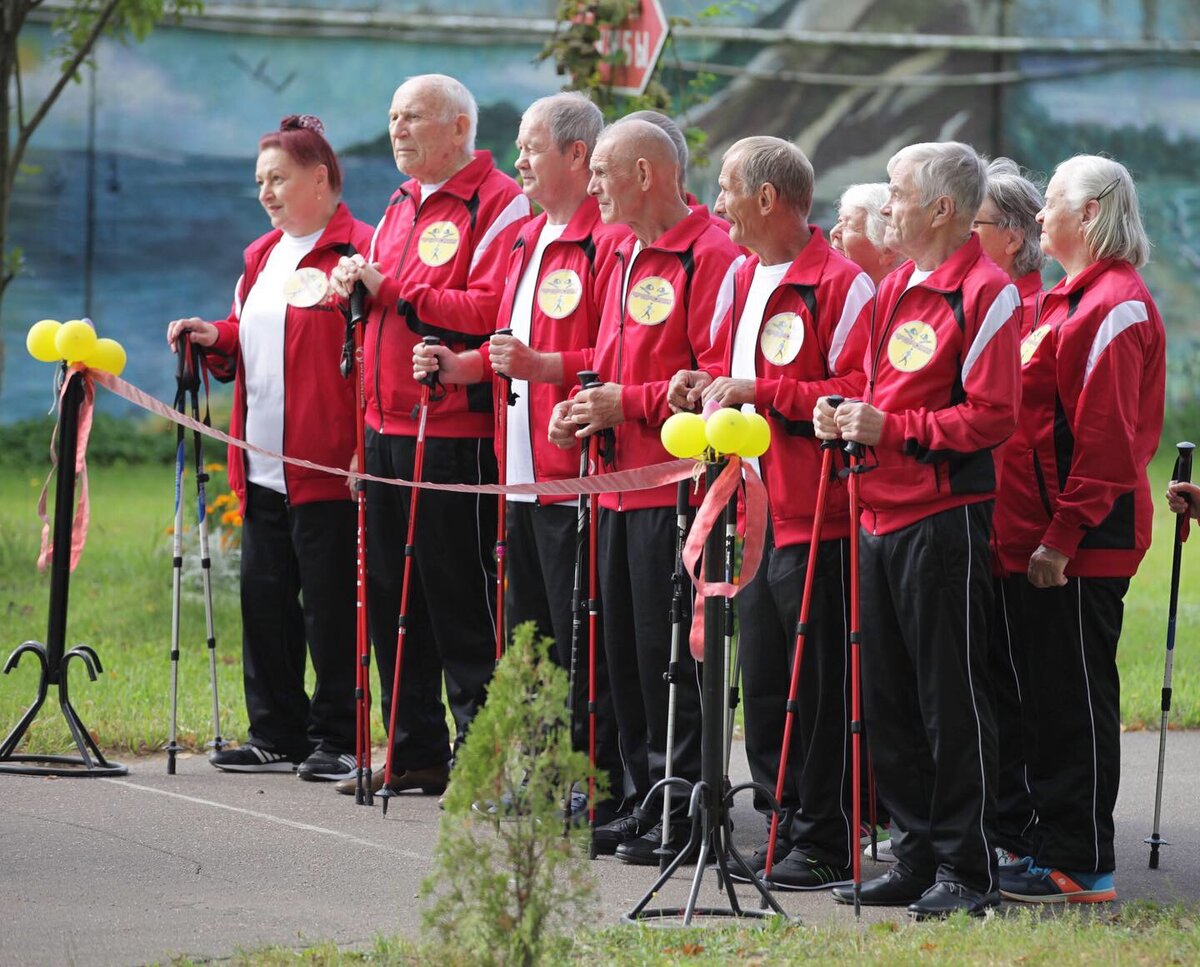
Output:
(766, 849), (853, 891)
(297, 750), (356, 782)
(209, 745), (302, 773)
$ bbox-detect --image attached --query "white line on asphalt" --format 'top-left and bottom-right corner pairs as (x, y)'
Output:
(101, 778), (426, 860)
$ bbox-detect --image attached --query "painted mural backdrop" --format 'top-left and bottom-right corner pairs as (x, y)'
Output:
(3, 0), (1197, 421)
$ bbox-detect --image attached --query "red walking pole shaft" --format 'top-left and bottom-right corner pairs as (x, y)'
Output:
(847, 441), (865, 915)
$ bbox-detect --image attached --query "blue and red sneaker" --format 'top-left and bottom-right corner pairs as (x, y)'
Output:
(1000, 863), (1117, 903)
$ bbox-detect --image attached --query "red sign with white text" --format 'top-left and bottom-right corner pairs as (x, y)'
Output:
(596, 0), (669, 97)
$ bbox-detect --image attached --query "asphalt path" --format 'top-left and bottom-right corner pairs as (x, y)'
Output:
(3, 732), (1198, 966)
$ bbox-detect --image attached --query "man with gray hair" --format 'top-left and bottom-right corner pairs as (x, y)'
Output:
(411, 91), (626, 822)
(831, 183), (904, 286)
(814, 141), (1021, 918)
(669, 135), (874, 890)
(549, 118), (741, 864)
(329, 73), (530, 798)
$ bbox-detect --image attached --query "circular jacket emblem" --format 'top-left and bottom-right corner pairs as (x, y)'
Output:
(887, 321), (938, 373)
(626, 276), (675, 326)
(282, 267), (329, 308)
(537, 269), (583, 319)
(418, 221), (460, 267)
(1020, 324), (1051, 366)
(759, 312), (804, 366)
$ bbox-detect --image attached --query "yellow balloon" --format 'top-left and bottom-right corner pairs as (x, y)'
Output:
(55, 319), (97, 362)
(84, 338), (127, 376)
(705, 407), (749, 455)
(660, 412), (708, 458)
(740, 412), (771, 458)
(26, 319), (63, 362)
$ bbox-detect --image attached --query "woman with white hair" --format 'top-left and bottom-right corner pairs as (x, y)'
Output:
(830, 183), (903, 285)
(976, 158), (1044, 317)
(993, 155), (1165, 904)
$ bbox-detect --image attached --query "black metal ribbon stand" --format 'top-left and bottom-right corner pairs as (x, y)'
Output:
(626, 460), (788, 924)
(0, 368), (127, 777)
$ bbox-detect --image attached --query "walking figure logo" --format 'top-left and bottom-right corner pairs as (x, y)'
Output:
(759, 311), (803, 366)
(887, 321), (937, 373)
(419, 222), (461, 267)
(537, 270), (583, 319)
(626, 276), (675, 326)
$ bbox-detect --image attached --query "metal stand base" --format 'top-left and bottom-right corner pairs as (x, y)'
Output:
(0, 640), (127, 777)
(625, 778), (790, 925)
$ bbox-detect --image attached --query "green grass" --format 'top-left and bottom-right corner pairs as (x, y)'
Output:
(162, 902), (1200, 965)
(0, 446), (1197, 754)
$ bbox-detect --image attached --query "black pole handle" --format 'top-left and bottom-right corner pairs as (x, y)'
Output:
(1174, 441), (1195, 486)
(419, 335), (442, 389)
(349, 281), (367, 327)
(578, 370), (601, 390)
(821, 395), (845, 452)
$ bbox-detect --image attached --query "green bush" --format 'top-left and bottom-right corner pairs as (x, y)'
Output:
(422, 623), (601, 967)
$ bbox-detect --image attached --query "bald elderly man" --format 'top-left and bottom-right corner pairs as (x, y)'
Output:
(550, 119), (742, 864)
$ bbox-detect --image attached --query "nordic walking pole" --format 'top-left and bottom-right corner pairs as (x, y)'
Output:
(565, 371), (593, 839)
(660, 476), (690, 871)
(845, 433), (866, 916)
(379, 335), (441, 817)
(493, 328), (515, 666)
(1146, 440), (1195, 868)
(762, 409), (841, 881)
(165, 345), (190, 775)
(342, 282), (373, 805)
(184, 341), (226, 755)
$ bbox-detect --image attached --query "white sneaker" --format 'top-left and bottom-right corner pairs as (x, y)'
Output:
(861, 827), (897, 863)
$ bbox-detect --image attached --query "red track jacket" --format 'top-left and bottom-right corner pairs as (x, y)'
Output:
(363, 150), (530, 438)
(993, 258), (1165, 578)
(208, 203), (374, 512)
(591, 207), (741, 511)
(703, 228), (873, 546)
(858, 234), (1021, 536)
(479, 198), (626, 503)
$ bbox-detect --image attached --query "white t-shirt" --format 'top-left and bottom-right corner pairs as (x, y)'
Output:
(731, 260), (792, 476)
(505, 221), (567, 501)
(239, 227), (323, 494)
(906, 267), (933, 290)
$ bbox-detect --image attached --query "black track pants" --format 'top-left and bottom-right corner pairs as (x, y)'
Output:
(990, 577), (1038, 856)
(364, 429), (497, 771)
(598, 506), (701, 811)
(739, 534), (854, 866)
(240, 482), (356, 757)
(859, 502), (999, 892)
(1007, 574), (1127, 874)
(504, 500), (624, 801)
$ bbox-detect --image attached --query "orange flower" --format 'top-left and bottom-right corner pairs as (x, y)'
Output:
(206, 462), (225, 473)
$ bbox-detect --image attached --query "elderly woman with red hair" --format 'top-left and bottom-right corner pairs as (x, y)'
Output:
(167, 116), (373, 782)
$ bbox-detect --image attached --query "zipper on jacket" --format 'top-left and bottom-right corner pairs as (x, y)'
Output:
(374, 201), (421, 435)
(614, 247), (636, 512)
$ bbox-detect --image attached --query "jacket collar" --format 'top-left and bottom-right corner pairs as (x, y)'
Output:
(1016, 269), (1043, 304)
(401, 150), (496, 203)
(902, 232), (986, 293)
(620, 205), (712, 256)
(1046, 257), (1120, 297)
(247, 201), (358, 263)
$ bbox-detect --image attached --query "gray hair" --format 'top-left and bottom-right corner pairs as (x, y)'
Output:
(1054, 154), (1150, 268)
(725, 136), (814, 216)
(888, 141), (986, 228)
(621, 110), (688, 188)
(837, 182), (890, 246)
(984, 157), (1045, 276)
(407, 73), (478, 153)
(525, 92), (604, 159)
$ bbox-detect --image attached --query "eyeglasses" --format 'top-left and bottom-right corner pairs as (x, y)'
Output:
(1094, 178), (1121, 202)
(972, 220), (1000, 228)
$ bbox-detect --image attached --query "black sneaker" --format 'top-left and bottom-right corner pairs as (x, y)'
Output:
(592, 813), (644, 855)
(765, 849), (853, 891)
(297, 750), (356, 782)
(615, 821), (695, 866)
(209, 745), (301, 773)
(727, 832), (796, 884)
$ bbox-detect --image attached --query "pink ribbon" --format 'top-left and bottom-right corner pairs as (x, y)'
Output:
(681, 457), (768, 659)
(37, 366), (95, 573)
